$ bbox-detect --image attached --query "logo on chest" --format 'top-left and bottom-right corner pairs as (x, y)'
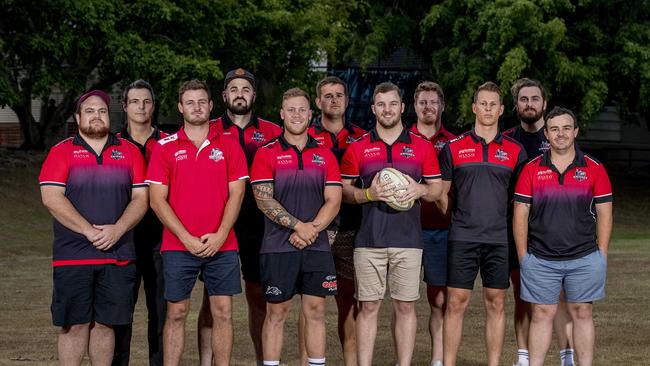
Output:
(252, 130), (266, 143)
(209, 148), (224, 162)
(573, 168), (588, 182)
(110, 149), (124, 160)
(346, 135), (357, 144)
(73, 149), (90, 159)
(175, 149), (187, 161)
(400, 146), (415, 158)
(312, 153), (325, 166)
(536, 169), (554, 181)
(458, 148), (475, 159)
(363, 147), (381, 158)
(434, 140), (447, 152)
(540, 141), (551, 152)
(277, 154), (293, 165)
(494, 148), (510, 162)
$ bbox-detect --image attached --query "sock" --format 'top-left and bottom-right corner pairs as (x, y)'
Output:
(560, 348), (575, 366)
(307, 357), (326, 366)
(517, 349), (529, 366)
(263, 361), (280, 366)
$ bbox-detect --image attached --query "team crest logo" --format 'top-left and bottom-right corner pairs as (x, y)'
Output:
(252, 130), (266, 143)
(209, 148), (224, 162)
(573, 169), (587, 182)
(312, 153), (325, 166)
(346, 135), (357, 144)
(111, 150), (124, 160)
(434, 140), (446, 152)
(540, 141), (551, 152)
(265, 286), (282, 296)
(494, 148), (509, 161)
(400, 146), (415, 158)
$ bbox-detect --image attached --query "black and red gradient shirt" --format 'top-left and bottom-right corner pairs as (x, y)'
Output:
(340, 127), (442, 249)
(39, 134), (147, 266)
(439, 129), (527, 244)
(514, 147), (612, 260)
(117, 126), (170, 247)
(309, 117), (367, 231)
(250, 134), (342, 253)
(410, 123), (456, 230)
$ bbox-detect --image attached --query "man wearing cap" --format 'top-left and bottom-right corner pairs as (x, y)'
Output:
(513, 107), (612, 366)
(113, 80), (169, 366)
(39, 90), (149, 365)
(147, 80), (248, 365)
(197, 68), (282, 365)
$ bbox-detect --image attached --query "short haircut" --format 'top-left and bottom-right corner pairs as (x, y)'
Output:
(414, 81), (445, 103)
(473, 81), (502, 103)
(282, 87), (310, 104)
(122, 80), (155, 106)
(316, 76), (347, 98)
(510, 78), (547, 104)
(373, 82), (402, 102)
(178, 79), (211, 102)
(545, 106), (578, 129)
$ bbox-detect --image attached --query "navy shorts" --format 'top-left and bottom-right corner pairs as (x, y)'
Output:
(520, 250), (607, 304)
(260, 250), (337, 302)
(162, 250), (242, 302)
(422, 229), (448, 286)
(51, 263), (137, 327)
(447, 241), (509, 290)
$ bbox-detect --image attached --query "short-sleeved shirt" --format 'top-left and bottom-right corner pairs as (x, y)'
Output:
(440, 129), (527, 245)
(340, 127), (442, 249)
(250, 134), (342, 253)
(514, 147), (612, 260)
(410, 123), (456, 230)
(503, 125), (550, 161)
(39, 134), (147, 266)
(309, 117), (366, 231)
(117, 126), (170, 246)
(145, 126), (249, 252)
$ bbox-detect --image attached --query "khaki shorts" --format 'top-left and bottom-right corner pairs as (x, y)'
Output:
(353, 247), (422, 301)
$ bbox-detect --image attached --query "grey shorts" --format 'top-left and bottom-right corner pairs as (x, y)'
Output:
(520, 250), (607, 304)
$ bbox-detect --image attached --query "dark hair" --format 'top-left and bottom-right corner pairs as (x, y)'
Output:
(282, 87), (310, 104)
(473, 81), (502, 103)
(545, 106), (578, 129)
(373, 82), (402, 102)
(122, 80), (155, 106)
(414, 81), (444, 104)
(316, 76), (347, 98)
(510, 78), (546, 104)
(178, 79), (211, 102)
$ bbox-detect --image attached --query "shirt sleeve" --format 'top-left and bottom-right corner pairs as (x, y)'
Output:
(250, 147), (275, 184)
(340, 142), (360, 179)
(592, 162), (613, 204)
(39, 143), (69, 187)
(513, 163), (533, 204)
(324, 150), (342, 186)
(224, 140), (249, 182)
(439, 144), (453, 181)
(422, 142), (441, 181)
(129, 143), (148, 188)
(145, 142), (170, 186)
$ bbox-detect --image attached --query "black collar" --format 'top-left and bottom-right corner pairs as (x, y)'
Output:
(312, 116), (356, 135)
(540, 144), (587, 168)
(278, 133), (320, 151)
(369, 126), (411, 144)
(221, 112), (259, 129)
(119, 125), (161, 142)
(73, 132), (121, 148)
(469, 128), (503, 145)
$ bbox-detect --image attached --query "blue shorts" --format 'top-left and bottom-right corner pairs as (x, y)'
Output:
(422, 229), (448, 286)
(520, 250), (607, 304)
(162, 251), (242, 302)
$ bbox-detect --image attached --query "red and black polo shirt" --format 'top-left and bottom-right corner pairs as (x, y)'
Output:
(118, 126), (170, 247)
(210, 114), (282, 165)
(503, 125), (550, 161)
(340, 127), (441, 249)
(250, 134), (342, 253)
(309, 118), (367, 232)
(410, 123), (456, 230)
(39, 133), (147, 266)
(514, 147), (612, 260)
(146, 126), (249, 253)
(440, 129), (527, 244)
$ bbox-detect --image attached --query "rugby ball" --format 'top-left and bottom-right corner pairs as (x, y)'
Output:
(378, 167), (414, 211)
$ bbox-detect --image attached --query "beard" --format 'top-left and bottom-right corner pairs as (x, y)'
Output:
(226, 97), (252, 115)
(518, 107), (544, 125)
(376, 114), (401, 129)
(79, 120), (109, 138)
(184, 113), (209, 126)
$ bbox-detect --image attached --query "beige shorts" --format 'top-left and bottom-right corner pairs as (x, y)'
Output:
(353, 247), (422, 301)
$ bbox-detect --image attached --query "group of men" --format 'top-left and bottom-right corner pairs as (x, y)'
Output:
(39, 68), (612, 366)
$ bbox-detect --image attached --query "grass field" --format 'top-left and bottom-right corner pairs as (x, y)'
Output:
(0, 149), (648, 365)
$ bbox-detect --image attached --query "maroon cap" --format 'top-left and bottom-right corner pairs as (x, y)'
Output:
(76, 90), (110, 110)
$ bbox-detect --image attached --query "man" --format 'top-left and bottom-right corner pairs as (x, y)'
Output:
(410, 81), (455, 366)
(504, 78), (575, 366)
(146, 80), (248, 366)
(340, 82), (442, 366)
(39, 90), (148, 365)
(440, 82), (527, 366)
(198, 68), (281, 366)
(113, 80), (168, 366)
(250, 88), (342, 366)
(305, 76), (366, 366)
(513, 107), (612, 366)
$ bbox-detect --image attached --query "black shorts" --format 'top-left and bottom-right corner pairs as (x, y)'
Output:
(447, 241), (509, 290)
(236, 227), (263, 283)
(51, 263), (137, 327)
(508, 239), (520, 272)
(260, 251), (337, 302)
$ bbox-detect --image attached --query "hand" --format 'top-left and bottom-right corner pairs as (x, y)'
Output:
(289, 232), (308, 250)
(181, 234), (207, 256)
(368, 173), (396, 203)
(92, 224), (125, 251)
(393, 174), (426, 204)
(293, 221), (319, 245)
(84, 226), (102, 243)
(198, 230), (229, 258)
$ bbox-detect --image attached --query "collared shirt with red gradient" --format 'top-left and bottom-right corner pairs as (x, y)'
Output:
(340, 127), (441, 249)
(210, 114), (282, 165)
(39, 134), (147, 266)
(145, 126), (249, 252)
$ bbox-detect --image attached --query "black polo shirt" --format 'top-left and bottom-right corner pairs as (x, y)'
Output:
(440, 130), (527, 244)
(503, 125), (550, 161)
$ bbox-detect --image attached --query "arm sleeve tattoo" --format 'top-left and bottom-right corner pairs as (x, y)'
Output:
(252, 182), (299, 229)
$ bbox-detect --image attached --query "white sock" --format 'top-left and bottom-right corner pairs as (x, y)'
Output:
(517, 349), (529, 365)
(560, 348), (575, 366)
(263, 361), (280, 366)
(307, 357), (326, 366)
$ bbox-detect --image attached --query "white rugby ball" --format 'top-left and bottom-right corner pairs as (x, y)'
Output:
(378, 167), (414, 211)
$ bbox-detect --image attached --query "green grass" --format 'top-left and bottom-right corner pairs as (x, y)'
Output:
(0, 149), (648, 365)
